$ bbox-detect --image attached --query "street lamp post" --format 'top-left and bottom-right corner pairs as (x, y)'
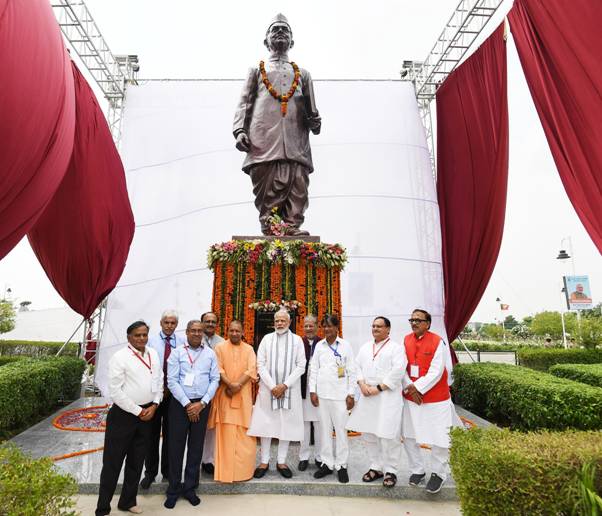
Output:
(496, 297), (506, 343)
(556, 236), (581, 345)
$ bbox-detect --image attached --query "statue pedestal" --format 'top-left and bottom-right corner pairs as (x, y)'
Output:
(208, 239), (346, 349)
(232, 235), (320, 243)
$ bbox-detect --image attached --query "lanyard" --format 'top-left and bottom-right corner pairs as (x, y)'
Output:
(327, 339), (341, 358)
(185, 345), (203, 366)
(372, 337), (390, 360)
(129, 346), (152, 371)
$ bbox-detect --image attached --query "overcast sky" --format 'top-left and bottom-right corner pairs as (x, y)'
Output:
(0, 0), (599, 324)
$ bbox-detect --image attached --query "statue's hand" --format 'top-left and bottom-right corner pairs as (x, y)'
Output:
(235, 132), (251, 152)
(306, 114), (321, 135)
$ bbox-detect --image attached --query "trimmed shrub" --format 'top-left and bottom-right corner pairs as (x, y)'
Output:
(0, 443), (77, 516)
(518, 347), (602, 371)
(453, 363), (602, 430)
(0, 356), (23, 367)
(450, 428), (602, 516)
(453, 340), (543, 352)
(0, 340), (79, 357)
(550, 363), (602, 388)
(0, 357), (85, 433)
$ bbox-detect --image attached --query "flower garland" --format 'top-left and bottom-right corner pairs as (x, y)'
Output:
(249, 299), (302, 312)
(207, 240), (347, 270)
(266, 207), (292, 236)
(259, 60), (301, 117)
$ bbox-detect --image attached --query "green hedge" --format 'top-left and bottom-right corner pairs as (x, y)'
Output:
(453, 363), (602, 430)
(0, 357), (85, 433)
(453, 340), (543, 352)
(550, 363), (602, 388)
(0, 340), (79, 357)
(518, 348), (602, 371)
(0, 443), (77, 515)
(0, 356), (23, 367)
(450, 428), (602, 515)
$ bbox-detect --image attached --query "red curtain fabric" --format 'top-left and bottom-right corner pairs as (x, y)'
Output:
(0, 0), (75, 260)
(436, 25), (509, 343)
(28, 62), (135, 319)
(509, 0), (602, 254)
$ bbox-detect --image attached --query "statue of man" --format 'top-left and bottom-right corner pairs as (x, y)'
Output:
(233, 14), (321, 236)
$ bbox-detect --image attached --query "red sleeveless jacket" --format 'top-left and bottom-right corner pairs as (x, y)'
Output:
(403, 331), (450, 403)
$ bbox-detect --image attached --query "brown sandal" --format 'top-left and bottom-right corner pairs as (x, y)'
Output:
(362, 469), (384, 482)
(383, 472), (397, 488)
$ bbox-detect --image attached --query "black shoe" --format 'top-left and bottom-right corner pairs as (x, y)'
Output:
(277, 465), (293, 478)
(409, 473), (426, 486)
(201, 462), (214, 475)
(425, 473), (444, 494)
(315, 459), (321, 468)
(139, 476), (154, 489)
(337, 467), (349, 483)
(298, 460), (309, 471)
(253, 466), (269, 478)
(183, 492), (201, 506)
(164, 497), (177, 509)
(313, 464), (333, 479)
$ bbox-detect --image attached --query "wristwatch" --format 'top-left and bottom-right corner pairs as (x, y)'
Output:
(376, 384), (383, 392)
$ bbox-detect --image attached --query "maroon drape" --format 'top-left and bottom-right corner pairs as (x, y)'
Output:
(436, 25), (509, 342)
(0, 0), (75, 259)
(509, 0), (602, 254)
(28, 63), (135, 318)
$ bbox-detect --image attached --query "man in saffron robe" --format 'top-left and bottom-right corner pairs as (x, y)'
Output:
(207, 320), (258, 483)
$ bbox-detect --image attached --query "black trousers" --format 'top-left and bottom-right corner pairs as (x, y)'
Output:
(96, 405), (152, 516)
(167, 399), (209, 498)
(142, 395), (170, 480)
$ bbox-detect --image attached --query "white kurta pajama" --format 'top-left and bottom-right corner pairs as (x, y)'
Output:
(309, 337), (357, 470)
(300, 337), (321, 462)
(346, 338), (407, 475)
(402, 339), (462, 480)
(247, 330), (306, 464)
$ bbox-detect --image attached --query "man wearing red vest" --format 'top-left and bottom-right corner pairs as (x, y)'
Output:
(402, 309), (457, 494)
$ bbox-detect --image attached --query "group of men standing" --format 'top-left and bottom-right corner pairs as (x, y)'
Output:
(96, 307), (459, 515)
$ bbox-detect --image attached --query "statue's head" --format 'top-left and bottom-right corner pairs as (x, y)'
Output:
(264, 13), (294, 53)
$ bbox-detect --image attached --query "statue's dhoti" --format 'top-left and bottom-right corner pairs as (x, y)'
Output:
(249, 160), (310, 234)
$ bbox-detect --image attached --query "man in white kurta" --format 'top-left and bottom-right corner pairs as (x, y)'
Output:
(199, 311), (225, 476)
(298, 315), (321, 470)
(247, 309), (306, 478)
(346, 316), (407, 487)
(402, 309), (462, 494)
(309, 314), (356, 483)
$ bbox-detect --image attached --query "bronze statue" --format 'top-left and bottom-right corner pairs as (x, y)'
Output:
(233, 14), (321, 236)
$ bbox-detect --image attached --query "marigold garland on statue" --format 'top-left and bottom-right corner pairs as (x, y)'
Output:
(249, 299), (302, 312)
(259, 60), (301, 117)
(207, 240), (348, 270)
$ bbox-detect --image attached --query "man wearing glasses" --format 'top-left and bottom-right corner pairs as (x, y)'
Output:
(402, 309), (457, 495)
(199, 312), (224, 475)
(165, 320), (219, 509)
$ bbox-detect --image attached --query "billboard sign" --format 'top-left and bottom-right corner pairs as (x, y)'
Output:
(563, 275), (593, 310)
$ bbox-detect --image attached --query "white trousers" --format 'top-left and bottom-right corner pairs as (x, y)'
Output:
(317, 399), (349, 470)
(403, 437), (449, 480)
(364, 432), (401, 475)
(299, 421), (321, 461)
(260, 437), (290, 464)
(201, 427), (215, 463)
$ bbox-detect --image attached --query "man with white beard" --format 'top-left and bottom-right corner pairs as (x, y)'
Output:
(247, 309), (306, 478)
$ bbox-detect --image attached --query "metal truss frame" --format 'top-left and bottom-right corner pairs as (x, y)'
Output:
(51, 1), (136, 390)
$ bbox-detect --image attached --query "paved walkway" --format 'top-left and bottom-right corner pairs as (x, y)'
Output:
(76, 494), (461, 516)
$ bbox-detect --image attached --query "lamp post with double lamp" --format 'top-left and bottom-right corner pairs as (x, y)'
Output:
(495, 297), (506, 343)
(556, 237), (580, 345)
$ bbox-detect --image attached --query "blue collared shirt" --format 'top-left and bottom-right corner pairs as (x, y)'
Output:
(167, 342), (219, 407)
(147, 331), (185, 369)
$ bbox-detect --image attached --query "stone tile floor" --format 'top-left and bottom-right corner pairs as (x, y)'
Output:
(11, 397), (489, 500)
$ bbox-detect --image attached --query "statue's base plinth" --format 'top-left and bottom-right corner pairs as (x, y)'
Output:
(232, 235), (321, 243)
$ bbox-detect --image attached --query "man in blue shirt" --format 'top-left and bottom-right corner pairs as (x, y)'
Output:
(141, 310), (185, 489)
(165, 319), (219, 509)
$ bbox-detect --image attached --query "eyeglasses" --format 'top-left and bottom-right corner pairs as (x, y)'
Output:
(203, 321), (217, 325)
(408, 318), (428, 324)
(188, 330), (204, 334)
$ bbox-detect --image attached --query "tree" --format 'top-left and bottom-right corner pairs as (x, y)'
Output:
(0, 301), (16, 334)
(503, 315), (519, 330)
(479, 323), (504, 340)
(578, 317), (602, 349)
(530, 311), (577, 340)
(580, 303), (602, 319)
